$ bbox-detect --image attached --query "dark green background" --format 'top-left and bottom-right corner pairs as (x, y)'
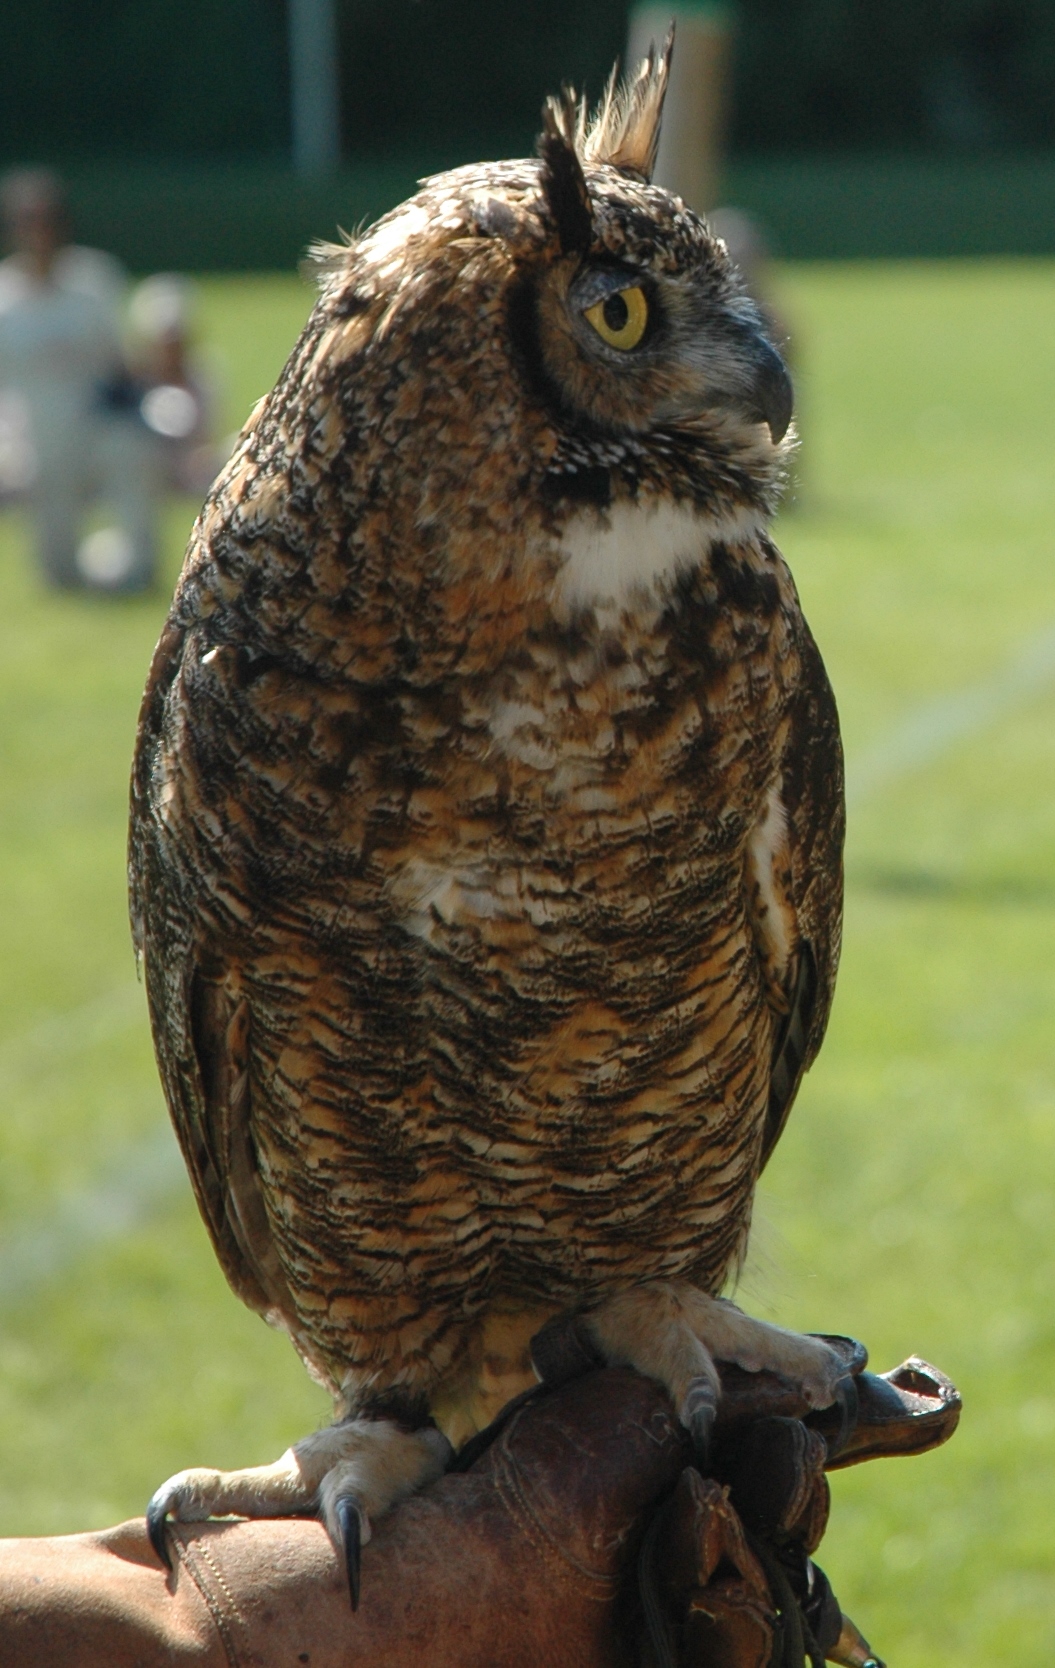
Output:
(49, 154), (1055, 271)
(7, 0), (1055, 161)
(5, 2), (1055, 264)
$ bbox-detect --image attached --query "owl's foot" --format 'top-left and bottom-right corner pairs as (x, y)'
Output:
(147, 1418), (450, 1607)
(585, 1283), (847, 1466)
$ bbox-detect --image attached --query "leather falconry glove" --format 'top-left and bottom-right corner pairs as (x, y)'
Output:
(0, 1343), (959, 1668)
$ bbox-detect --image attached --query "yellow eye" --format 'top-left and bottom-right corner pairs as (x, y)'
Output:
(583, 285), (649, 351)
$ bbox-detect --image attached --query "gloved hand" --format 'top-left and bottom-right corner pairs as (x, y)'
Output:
(0, 1351), (959, 1668)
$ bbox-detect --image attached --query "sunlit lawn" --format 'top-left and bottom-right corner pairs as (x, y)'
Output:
(0, 260), (1053, 1664)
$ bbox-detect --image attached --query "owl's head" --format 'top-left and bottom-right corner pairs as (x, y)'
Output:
(301, 35), (793, 626)
(516, 38), (792, 461)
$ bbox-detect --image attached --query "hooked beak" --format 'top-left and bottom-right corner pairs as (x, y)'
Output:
(746, 334), (794, 444)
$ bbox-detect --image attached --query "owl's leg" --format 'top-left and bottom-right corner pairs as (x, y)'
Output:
(146, 1417), (450, 1606)
(585, 1282), (846, 1463)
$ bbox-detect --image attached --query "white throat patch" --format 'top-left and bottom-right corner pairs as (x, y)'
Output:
(555, 499), (765, 610)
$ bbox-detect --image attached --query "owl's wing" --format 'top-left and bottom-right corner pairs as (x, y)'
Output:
(756, 620), (845, 1169)
(129, 620), (299, 1334)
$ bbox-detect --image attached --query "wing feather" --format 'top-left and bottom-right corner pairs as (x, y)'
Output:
(757, 619), (845, 1168)
(130, 620), (298, 1329)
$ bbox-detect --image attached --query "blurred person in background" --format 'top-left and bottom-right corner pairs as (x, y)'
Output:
(0, 167), (159, 593)
(0, 382), (34, 505)
(127, 273), (225, 500)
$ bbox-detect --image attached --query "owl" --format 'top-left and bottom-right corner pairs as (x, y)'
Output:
(131, 38), (845, 1602)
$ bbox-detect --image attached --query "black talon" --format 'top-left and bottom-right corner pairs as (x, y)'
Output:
(335, 1494), (362, 1611)
(146, 1497), (173, 1572)
(826, 1373), (860, 1462)
(688, 1405), (716, 1471)
(683, 1377), (718, 1472)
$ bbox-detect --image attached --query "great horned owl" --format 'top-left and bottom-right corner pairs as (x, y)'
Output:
(131, 39), (845, 1599)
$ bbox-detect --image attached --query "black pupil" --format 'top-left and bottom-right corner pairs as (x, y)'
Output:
(602, 291), (630, 333)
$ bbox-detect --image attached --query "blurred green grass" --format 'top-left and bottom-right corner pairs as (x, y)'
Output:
(0, 261), (1053, 1662)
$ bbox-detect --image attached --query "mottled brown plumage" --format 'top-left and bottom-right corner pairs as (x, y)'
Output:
(131, 40), (845, 1569)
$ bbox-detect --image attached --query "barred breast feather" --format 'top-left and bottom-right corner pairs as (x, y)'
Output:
(129, 144), (844, 1417)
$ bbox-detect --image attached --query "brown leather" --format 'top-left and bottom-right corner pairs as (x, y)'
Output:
(718, 1416), (831, 1554)
(808, 1356), (961, 1468)
(651, 1468), (775, 1668)
(0, 1368), (690, 1668)
(710, 1348), (960, 1469)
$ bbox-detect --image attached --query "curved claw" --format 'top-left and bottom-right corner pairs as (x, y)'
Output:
(683, 1375), (718, 1472)
(825, 1373), (860, 1462)
(334, 1493), (362, 1611)
(146, 1493), (174, 1572)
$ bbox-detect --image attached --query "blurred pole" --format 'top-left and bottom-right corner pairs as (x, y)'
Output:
(289, 0), (341, 176)
(627, 2), (736, 213)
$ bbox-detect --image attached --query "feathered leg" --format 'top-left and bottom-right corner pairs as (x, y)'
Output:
(586, 1282), (846, 1463)
(147, 1418), (450, 1606)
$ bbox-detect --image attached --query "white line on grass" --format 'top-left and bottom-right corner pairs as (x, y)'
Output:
(846, 621), (1055, 808)
(0, 981), (184, 1304)
(3, 619), (1055, 1300)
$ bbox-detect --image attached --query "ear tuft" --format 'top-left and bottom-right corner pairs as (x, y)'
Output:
(537, 90), (594, 255)
(535, 29), (675, 242)
(583, 26), (674, 181)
